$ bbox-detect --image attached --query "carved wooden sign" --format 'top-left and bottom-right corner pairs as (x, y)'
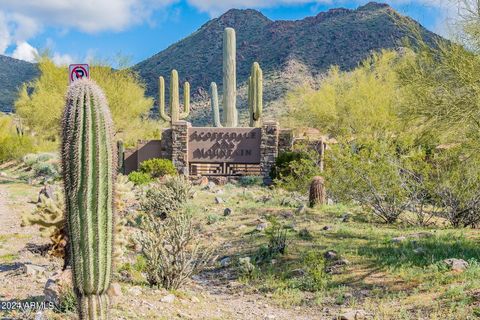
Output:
(188, 127), (261, 163)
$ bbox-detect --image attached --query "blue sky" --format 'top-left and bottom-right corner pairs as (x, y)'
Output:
(0, 0), (455, 66)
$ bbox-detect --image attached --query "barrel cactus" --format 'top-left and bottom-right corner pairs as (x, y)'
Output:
(159, 69), (190, 126)
(211, 27), (238, 127)
(61, 78), (116, 320)
(309, 176), (326, 208)
(248, 62), (263, 127)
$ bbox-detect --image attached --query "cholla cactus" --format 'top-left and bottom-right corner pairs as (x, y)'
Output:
(22, 189), (67, 258)
(61, 78), (116, 320)
(211, 27), (238, 127)
(159, 69), (190, 125)
(248, 62), (263, 127)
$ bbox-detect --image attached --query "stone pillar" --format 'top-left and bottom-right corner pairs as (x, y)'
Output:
(171, 121), (191, 176)
(260, 120), (279, 182)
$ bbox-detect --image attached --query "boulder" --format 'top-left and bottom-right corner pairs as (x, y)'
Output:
(339, 309), (367, 320)
(108, 282), (122, 297)
(23, 263), (46, 276)
(215, 196), (224, 204)
(160, 293), (176, 303)
(444, 258), (469, 272)
(44, 269), (72, 305)
(223, 208), (233, 216)
(324, 250), (338, 260)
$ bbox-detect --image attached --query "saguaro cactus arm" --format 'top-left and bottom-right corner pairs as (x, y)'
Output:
(249, 62), (263, 127)
(181, 81), (190, 119)
(210, 82), (223, 128)
(159, 76), (171, 122)
(170, 69), (180, 122)
(61, 78), (116, 320)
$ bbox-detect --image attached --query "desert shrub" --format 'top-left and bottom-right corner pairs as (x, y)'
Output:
(271, 149), (322, 192)
(32, 162), (59, 179)
(429, 147), (480, 227)
(325, 139), (415, 223)
(54, 284), (77, 314)
(297, 251), (328, 291)
(255, 217), (291, 263)
(0, 115), (34, 163)
(140, 176), (191, 219)
(140, 158), (177, 178)
(128, 171), (152, 185)
(238, 176), (264, 186)
(135, 208), (213, 290)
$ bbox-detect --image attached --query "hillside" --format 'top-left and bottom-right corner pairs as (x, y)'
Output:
(133, 2), (442, 125)
(0, 55), (39, 113)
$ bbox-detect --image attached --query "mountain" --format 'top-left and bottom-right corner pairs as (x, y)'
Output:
(133, 2), (443, 125)
(0, 55), (39, 113)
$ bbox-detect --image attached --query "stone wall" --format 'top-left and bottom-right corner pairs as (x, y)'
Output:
(260, 120), (280, 181)
(171, 121), (190, 176)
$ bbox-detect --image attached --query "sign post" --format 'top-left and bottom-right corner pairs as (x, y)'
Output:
(69, 64), (90, 83)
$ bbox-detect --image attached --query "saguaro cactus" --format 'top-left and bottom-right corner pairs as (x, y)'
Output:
(211, 27), (238, 127)
(159, 69), (190, 125)
(61, 78), (116, 320)
(248, 62), (263, 127)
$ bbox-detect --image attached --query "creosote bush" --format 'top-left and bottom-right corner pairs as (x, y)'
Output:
(128, 171), (153, 185)
(140, 158), (177, 178)
(271, 149), (322, 192)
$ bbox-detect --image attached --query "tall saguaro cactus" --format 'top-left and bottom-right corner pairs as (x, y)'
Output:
(61, 79), (116, 320)
(160, 69), (190, 125)
(248, 62), (263, 127)
(211, 27), (238, 127)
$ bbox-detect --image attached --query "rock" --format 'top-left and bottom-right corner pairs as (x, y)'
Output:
(256, 222), (268, 231)
(160, 293), (176, 303)
(413, 247), (426, 254)
(296, 204), (307, 214)
(216, 189), (225, 195)
(197, 176), (209, 187)
(281, 211), (294, 219)
(215, 196), (224, 204)
(23, 263), (46, 276)
(339, 309), (367, 320)
(44, 269), (72, 305)
(220, 256), (232, 267)
(341, 213), (351, 222)
(444, 258), (469, 272)
(264, 315), (276, 320)
(108, 282), (122, 297)
(327, 198), (334, 205)
(223, 208), (233, 216)
(191, 296), (200, 303)
(289, 268), (306, 278)
(210, 176), (227, 185)
(324, 250), (338, 260)
(128, 286), (143, 296)
(391, 236), (407, 243)
(322, 225), (332, 231)
(205, 181), (216, 191)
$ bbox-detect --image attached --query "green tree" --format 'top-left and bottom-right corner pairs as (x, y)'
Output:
(285, 50), (404, 140)
(15, 56), (159, 145)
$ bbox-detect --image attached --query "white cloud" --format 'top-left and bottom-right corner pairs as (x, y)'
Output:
(0, 12), (10, 54)
(52, 52), (74, 66)
(11, 41), (38, 62)
(0, 0), (178, 33)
